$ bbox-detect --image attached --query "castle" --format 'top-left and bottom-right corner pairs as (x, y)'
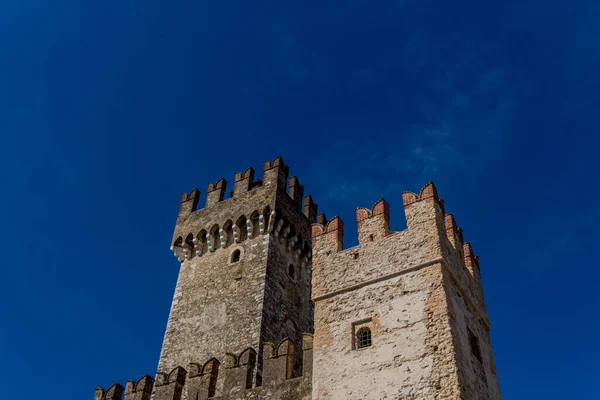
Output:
(94, 157), (501, 400)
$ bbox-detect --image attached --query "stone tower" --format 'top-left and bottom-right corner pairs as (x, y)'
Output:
(311, 183), (501, 399)
(159, 156), (316, 391)
(93, 168), (502, 400)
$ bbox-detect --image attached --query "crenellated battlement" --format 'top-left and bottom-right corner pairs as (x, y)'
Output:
(262, 156), (289, 174)
(444, 213), (463, 249)
(401, 181), (445, 212)
(156, 366), (187, 388)
(95, 335), (313, 400)
(463, 241), (480, 279)
(310, 182), (468, 254)
(172, 157), (317, 264)
(94, 384), (125, 400)
(355, 198), (390, 244)
(177, 157), (317, 214)
(205, 178), (228, 207)
(179, 188), (200, 215)
(95, 376), (155, 400)
(288, 176), (304, 211)
(233, 167), (258, 196)
(311, 182), (487, 320)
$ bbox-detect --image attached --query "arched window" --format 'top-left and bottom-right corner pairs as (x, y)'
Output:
(181, 233), (194, 259)
(198, 230), (208, 255)
(250, 211), (260, 238)
(185, 233), (195, 249)
(210, 225), (221, 249)
(263, 206), (271, 232)
(173, 236), (183, 248)
(356, 327), (372, 349)
(288, 264), (295, 280)
(231, 249), (241, 263)
(237, 216), (248, 242)
(223, 220), (234, 247)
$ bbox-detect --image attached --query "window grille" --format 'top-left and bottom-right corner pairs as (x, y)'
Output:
(356, 327), (372, 349)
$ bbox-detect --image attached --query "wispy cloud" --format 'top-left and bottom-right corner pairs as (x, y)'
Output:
(317, 61), (515, 204)
(264, 7), (517, 207)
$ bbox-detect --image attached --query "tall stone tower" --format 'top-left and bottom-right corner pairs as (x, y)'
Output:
(159, 156), (316, 390)
(93, 168), (502, 400)
(311, 183), (501, 400)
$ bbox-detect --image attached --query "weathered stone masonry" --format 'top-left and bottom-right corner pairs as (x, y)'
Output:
(94, 157), (501, 400)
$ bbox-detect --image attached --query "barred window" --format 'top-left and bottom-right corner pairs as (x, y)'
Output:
(356, 327), (372, 349)
(231, 249), (241, 263)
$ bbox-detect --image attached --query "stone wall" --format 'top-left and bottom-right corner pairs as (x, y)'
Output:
(158, 229), (270, 382)
(95, 336), (314, 400)
(313, 267), (443, 399)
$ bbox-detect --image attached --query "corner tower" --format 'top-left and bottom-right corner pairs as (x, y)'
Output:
(311, 183), (501, 400)
(159, 157), (316, 387)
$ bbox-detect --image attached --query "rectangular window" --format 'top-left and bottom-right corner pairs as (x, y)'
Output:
(468, 327), (483, 363)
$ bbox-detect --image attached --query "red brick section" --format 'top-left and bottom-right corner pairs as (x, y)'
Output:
(463, 242), (481, 280)
(312, 216), (344, 252)
(445, 213), (464, 249)
(403, 182), (444, 210)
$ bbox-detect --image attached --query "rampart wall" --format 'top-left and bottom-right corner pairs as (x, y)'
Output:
(95, 336), (313, 400)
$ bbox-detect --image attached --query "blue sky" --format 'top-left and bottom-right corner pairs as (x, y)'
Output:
(1, 1), (599, 398)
